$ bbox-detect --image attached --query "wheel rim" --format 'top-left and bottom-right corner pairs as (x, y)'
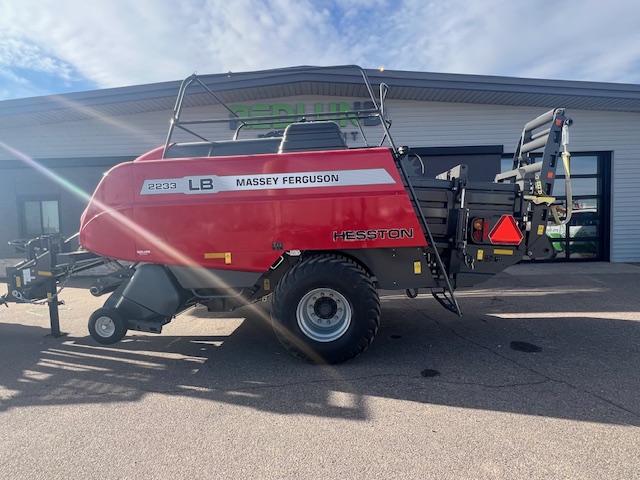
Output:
(94, 316), (116, 338)
(296, 288), (351, 343)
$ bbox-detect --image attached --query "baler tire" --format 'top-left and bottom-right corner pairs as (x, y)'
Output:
(271, 254), (380, 364)
(88, 307), (128, 345)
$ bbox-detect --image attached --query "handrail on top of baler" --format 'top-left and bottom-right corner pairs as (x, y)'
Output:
(161, 65), (396, 159)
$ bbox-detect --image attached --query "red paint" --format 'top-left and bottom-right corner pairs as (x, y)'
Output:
(79, 147), (426, 272)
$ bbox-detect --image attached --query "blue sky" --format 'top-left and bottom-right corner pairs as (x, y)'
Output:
(1, 0), (639, 101)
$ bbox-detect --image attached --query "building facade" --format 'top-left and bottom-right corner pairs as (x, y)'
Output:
(0, 66), (639, 271)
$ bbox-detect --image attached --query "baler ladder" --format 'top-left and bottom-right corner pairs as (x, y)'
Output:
(356, 72), (462, 316)
(350, 70), (463, 316)
(394, 148), (462, 316)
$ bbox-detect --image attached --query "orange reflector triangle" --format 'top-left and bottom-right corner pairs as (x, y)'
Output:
(488, 215), (523, 245)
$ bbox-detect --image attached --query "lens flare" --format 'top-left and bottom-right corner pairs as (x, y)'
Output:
(0, 141), (234, 290)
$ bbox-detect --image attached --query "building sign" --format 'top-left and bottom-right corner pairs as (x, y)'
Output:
(228, 101), (381, 130)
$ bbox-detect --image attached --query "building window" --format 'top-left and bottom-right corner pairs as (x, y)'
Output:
(18, 198), (61, 238)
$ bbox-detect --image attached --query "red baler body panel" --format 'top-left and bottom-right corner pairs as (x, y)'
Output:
(80, 147), (426, 272)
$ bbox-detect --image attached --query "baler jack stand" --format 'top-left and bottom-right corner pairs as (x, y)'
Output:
(2, 234), (110, 338)
(46, 278), (66, 338)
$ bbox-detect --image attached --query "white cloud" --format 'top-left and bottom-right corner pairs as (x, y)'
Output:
(375, 0), (640, 83)
(0, 0), (639, 100)
(0, 0), (350, 89)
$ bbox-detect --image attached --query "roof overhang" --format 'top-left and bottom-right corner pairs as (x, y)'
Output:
(1, 65), (640, 128)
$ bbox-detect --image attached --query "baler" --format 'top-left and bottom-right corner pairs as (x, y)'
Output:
(2, 66), (573, 363)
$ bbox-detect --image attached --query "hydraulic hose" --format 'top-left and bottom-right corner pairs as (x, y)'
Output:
(551, 124), (573, 226)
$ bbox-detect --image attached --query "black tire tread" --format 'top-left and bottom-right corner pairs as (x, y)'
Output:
(88, 307), (128, 345)
(271, 253), (380, 364)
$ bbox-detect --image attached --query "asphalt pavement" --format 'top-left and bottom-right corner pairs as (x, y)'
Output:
(1, 262), (639, 479)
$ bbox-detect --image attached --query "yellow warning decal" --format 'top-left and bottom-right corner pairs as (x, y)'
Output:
(264, 279), (271, 291)
(38, 271), (53, 277)
(15, 276), (21, 288)
(537, 225), (545, 235)
(477, 250), (484, 261)
(204, 252), (232, 264)
(493, 249), (514, 256)
(413, 261), (422, 274)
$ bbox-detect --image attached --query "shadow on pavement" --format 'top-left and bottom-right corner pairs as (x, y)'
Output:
(1, 270), (639, 425)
